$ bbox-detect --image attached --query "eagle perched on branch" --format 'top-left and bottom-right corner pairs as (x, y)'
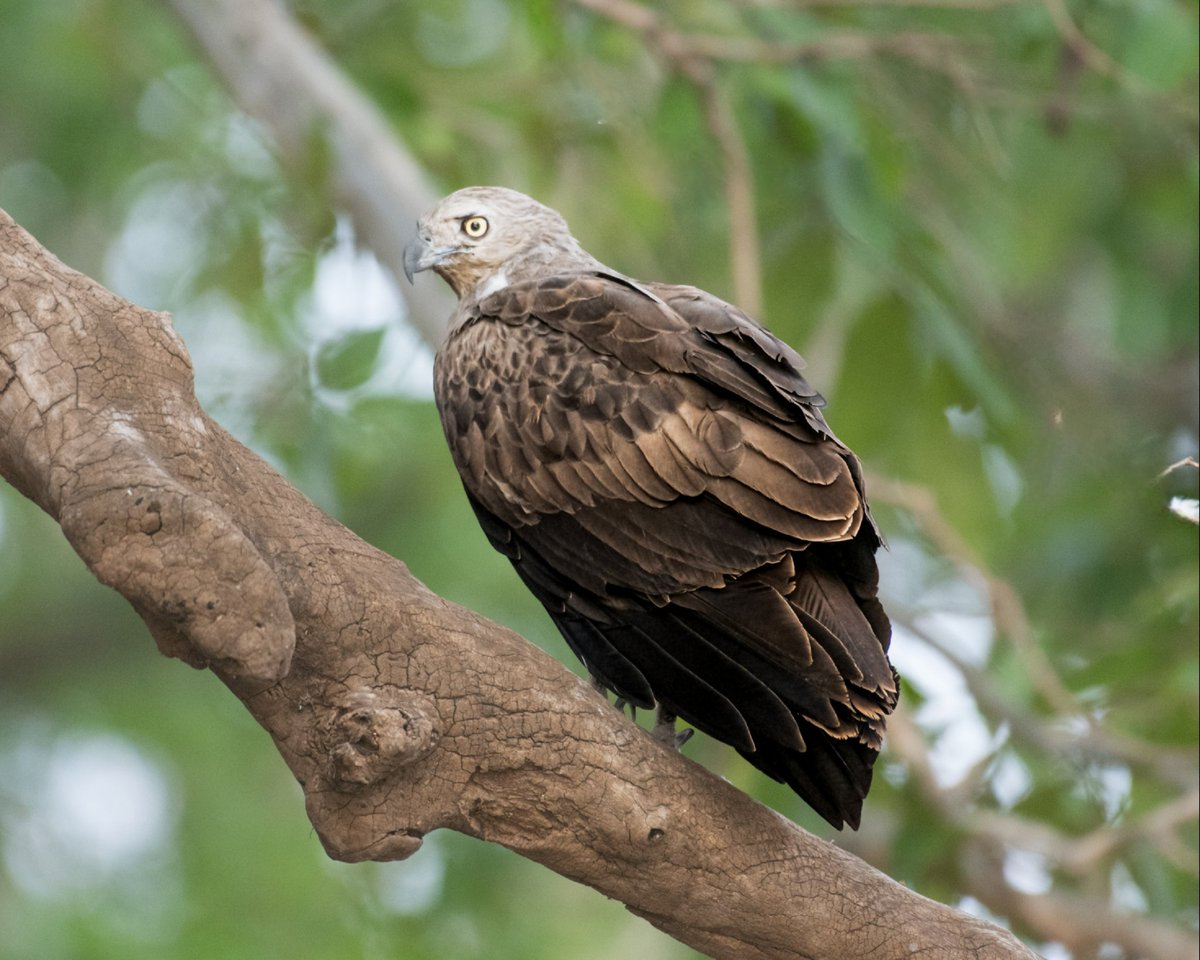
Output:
(405, 187), (898, 828)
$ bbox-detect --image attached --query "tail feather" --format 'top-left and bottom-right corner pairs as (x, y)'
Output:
(556, 614), (656, 710)
(745, 735), (877, 830)
(493, 507), (897, 829)
(601, 621), (756, 751)
(631, 610), (805, 751)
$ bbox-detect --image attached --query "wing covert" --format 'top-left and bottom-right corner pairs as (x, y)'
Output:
(434, 273), (869, 592)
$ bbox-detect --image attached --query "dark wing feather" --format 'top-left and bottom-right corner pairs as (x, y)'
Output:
(434, 272), (897, 828)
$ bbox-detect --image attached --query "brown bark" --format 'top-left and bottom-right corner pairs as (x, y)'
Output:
(0, 207), (1041, 960)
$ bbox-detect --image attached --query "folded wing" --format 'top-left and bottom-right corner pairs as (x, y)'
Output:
(435, 272), (898, 828)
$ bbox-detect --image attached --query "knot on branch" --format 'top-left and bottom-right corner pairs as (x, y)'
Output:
(306, 689), (441, 864)
(643, 806), (672, 846)
(326, 688), (441, 787)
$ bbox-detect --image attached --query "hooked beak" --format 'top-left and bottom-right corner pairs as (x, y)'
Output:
(402, 232), (453, 283)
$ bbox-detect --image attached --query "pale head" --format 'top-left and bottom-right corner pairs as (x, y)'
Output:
(403, 187), (599, 299)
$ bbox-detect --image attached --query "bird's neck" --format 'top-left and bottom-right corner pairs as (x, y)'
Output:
(468, 245), (606, 301)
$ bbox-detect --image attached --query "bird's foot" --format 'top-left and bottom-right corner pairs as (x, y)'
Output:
(589, 675), (637, 721)
(651, 708), (694, 751)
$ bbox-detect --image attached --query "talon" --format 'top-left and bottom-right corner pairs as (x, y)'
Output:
(652, 708), (692, 751)
(608, 696), (638, 721)
(592, 676), (639, 721)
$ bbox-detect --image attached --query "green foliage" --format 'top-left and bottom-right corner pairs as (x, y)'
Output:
(315, 328), (387, 391)
(1, 0), (1196, 957)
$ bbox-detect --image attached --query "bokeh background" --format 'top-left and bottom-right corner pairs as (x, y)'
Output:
(0, 1), (1196, 958)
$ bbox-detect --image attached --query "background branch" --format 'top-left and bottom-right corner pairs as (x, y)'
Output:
(572, 0), (764, 316)
(166, 0), (455, 346)
(869, 474), (1083, 716)
(886, 710), (1197, 960)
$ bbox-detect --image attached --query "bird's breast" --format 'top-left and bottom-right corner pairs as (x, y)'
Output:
(436, 317), (554, 426)
(434, 317), (588, 508)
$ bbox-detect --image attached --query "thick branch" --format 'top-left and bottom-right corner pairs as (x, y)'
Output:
(0, 208), (1039, 959)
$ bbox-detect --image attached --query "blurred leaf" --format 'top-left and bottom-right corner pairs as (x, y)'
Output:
(1121, 0), (1199, 89)
(314, 328), (386, 391)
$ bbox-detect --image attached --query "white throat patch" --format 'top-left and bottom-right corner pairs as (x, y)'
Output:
(477, 269), (509, 299)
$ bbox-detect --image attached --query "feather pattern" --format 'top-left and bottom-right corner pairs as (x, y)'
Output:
(414, 186), (897, 828)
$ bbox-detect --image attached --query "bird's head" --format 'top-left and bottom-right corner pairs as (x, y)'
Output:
(403, 186), (595, 299)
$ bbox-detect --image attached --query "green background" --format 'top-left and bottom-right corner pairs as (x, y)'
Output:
(1, 1), (1196, 958)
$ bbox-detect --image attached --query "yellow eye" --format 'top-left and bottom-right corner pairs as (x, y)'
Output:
(462, 216), (489, 239)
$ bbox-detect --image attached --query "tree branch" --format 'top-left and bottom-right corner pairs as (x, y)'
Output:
(737, 0), (1027, 9)
(887, 710), (1198, 960)
(873, 474), (1199, 790)
(868, 474), (1081, 716)
(896, 611), (1198, 789)
(165, 0), (456, 347)
(571, 0), (764, 318)
(0, 209), (1042, 959)
(965, 842), (1200, 960)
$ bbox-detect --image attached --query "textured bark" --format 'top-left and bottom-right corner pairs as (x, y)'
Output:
(0, 208), (1041, 960)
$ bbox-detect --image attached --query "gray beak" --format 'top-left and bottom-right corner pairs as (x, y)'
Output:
(403, 232), (457, 284)
(402, 233), (430, 284)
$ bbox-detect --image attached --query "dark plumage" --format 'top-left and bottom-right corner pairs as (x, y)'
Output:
(405, 186), (898, 828)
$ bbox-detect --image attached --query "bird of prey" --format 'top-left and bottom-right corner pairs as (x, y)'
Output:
(404, 186), (898, 828)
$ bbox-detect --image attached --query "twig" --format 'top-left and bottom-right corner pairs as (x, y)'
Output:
(570, 0), (1026, 324)
(886, 692), (1198, 960)
(970, 852), (1200, 960)
(1060, 787), (1200, 877)
(1159, 456), (1199, 479)
(968, 788), (1200, 879)
(738, 0), (1028, 8)
(868, 473), (1080, 716)
(572, 0), (763, 316)
(570, 0), (991, 321)
(574, 0), (976, 71)
(695, 76), (763, 318)
(1040, 0), (1145, 92)
(885, 705), (956, 811)
(686, 30), (974, 66)
(898, 612), (1197, 788)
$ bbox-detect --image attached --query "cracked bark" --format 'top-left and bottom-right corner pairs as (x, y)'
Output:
(0, 208), (1041, 960)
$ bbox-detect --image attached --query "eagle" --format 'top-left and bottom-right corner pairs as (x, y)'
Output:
(404, 186), (898, 828)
